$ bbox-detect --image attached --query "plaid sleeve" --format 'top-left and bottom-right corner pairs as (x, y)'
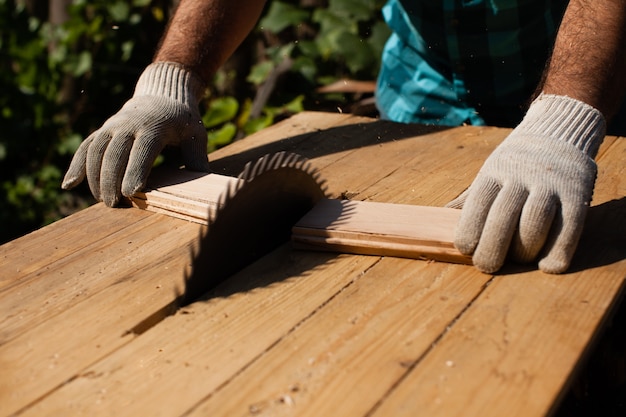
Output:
(376, 0), (568, 127)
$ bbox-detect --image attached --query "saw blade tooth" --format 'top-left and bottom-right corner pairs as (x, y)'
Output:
(238, 160), (253, 182)
(268, 151), (288, 170)
(266, 151), (281, 170)
(248, 155), (262, 180)
(252, 153), (272, 180)
(283, 152), (300, 168)
(296, 158), (310, 172)
(218, 176), (240, 214)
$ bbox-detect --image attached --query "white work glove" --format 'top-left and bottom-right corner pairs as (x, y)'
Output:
(448, 94), (606, 273)
(62, 62), (210, 207)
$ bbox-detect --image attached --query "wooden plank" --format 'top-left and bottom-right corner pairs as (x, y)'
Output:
(367, 136), (626, 417)
(0, 204), (151, 290)
(130, 172), (239, 225)
(130, 173), (472, 265)
(6, 111), (623, 417)
(130, 114), (503, 216)
(206, 112), (463, 201)
(0, 112), (368, 416)
(17, 249), (381, 417)
(0, 112), (375, 416)
(0, 216), (202, 415)
(12, 118), (500, 416)
(369, 267), (626, 417)
(292, 198), (471, 264)
(206, 111), (377, 179)
(593, 135), (625, 204)
(0, 208), (200, 345)
(357, 125), (506, 206)
(186, 260), (489, 417)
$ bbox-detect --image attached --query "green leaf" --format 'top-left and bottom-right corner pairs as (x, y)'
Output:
(267, 43), (295, 62)
(57, 133), (83, 155)
(335, 31), (375, 73)
(48, 44), (68, 66)
(259, 1), (310, 33)
(153, 154), (164, 168)
(328, 0), (374, 21)
(247, 61), (274, 86)
(151, 6), (165, 22)
(202, 97), (239, 128)
(281, 95), (305, 113)
(121, 40), (134, 61)
(71, 50), (92, 76)
(108, 1), (130, 21)
(207, 123), (236, 151)
(313, 9), (357, 36)
(367, 20), (392, 56)
(292, 55), (317, 83)
(243, 114), (273, 135)
(39, 164), (61, 182)
(295, 40), (319, 58)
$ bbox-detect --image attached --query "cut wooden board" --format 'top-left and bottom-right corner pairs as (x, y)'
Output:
(129, 168), (470, 264)
(293, 198), (471, 264)
(130, 170), (240, 224)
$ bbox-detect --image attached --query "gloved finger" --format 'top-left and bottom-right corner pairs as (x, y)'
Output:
(454, 176), (501, 255)
(62, 134), (95, 190)
(510, 191), (557, 263)
(471, 184), (527, 273)
(180, 124), (210, 172)
(445, 188), (469, 209)
(100, 133), (134, 207)
(121, 131), (166, 198)
(85, 131), (113, 202)
(538, 201), (589, 274)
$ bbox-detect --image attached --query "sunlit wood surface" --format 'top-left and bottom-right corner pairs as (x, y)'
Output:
(1, 112), (624, 416)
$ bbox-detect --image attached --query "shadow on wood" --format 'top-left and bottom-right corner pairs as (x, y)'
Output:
(149, 120), (452, 188)
(180, 153), (329, 306)
(496, 197), (626, 275)
(570, 197), (626, 272)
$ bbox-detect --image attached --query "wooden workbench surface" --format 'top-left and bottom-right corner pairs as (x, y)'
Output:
(1, 112), (624, 416)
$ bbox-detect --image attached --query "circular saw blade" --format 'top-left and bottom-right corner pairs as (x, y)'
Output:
(182, 152), (328, 306)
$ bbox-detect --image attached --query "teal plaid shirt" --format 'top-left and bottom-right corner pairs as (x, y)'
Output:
(376, 0), (569, 127)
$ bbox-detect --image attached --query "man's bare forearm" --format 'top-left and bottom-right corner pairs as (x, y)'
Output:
(154, 0), (268, 84)
(542, 0), (626, 119)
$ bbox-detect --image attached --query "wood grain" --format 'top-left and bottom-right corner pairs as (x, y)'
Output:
(370, 267), (626, 417)
(130, 171), (239, 224)
(187, 260), (489, 417)
(2, 112), (623, 417)
(0, 213), (203, 415)
(18, 249), (381, 417)
(293, 198), (471, 264)
(369, 136), (626, 417)
(0, 204), (149, 290)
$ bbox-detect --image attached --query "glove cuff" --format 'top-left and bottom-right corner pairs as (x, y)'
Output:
(133, 62), (206, 106)
(517, 94), (606, 158)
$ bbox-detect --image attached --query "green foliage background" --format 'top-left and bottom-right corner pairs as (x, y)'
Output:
(0, 0), (388, 243)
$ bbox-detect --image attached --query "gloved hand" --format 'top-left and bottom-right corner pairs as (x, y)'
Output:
(62, 62), (210, 207)
(448, 94), (606, 273)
